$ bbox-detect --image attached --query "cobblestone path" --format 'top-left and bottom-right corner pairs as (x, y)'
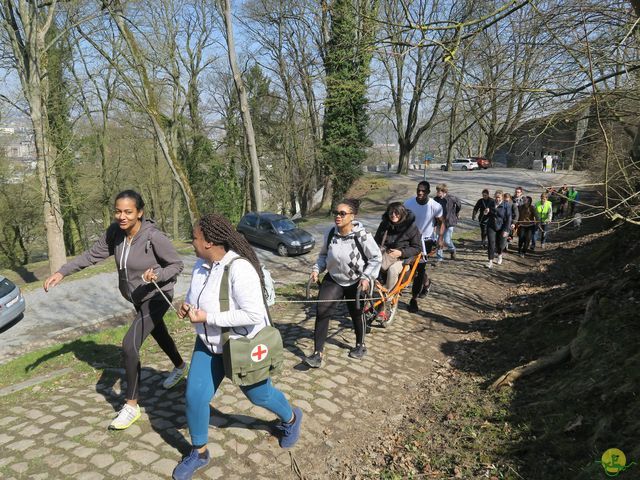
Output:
(1, 221), (546, 480)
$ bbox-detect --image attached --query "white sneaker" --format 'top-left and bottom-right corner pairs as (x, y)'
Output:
(487, 260), (493, 269)
(163, 364), (188, 389)
(497, 255), (503, 265)
(109, 404), (141, 430)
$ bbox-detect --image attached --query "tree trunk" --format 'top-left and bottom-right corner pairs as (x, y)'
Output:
(29, 93), (67, 273)
(221, 0), (262, 212)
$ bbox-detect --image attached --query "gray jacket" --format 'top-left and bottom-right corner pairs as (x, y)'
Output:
(58, 219), (183, 305)
(312, 221), (381, 286)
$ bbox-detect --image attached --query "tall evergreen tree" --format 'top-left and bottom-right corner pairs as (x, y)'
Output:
(322, 0), (378, 207)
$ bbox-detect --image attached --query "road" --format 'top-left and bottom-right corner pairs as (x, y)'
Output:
(0, 168), (588, 364)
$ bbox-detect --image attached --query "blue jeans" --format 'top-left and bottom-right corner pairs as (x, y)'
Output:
(186, 337), (293, 447)
(436, 227), (456, 259)
(533, 223), (549, 246)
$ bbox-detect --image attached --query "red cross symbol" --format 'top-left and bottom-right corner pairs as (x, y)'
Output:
(251, 344), (268, 362)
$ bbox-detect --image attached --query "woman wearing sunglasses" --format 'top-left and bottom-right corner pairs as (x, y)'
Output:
(305, 198), (381, 367)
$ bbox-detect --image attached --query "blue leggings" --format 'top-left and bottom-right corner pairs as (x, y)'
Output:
(186, 337), (293, 447)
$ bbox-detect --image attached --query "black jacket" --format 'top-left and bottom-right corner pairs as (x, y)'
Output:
(374, 210), (422, 259)
(487, 200), (512, 232)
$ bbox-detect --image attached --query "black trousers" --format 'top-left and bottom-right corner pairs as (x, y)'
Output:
(122, 294), (183, 400)
(518, 225), (534, 255)
(487, 227), (507, 260)
(314, 275), (365, 353)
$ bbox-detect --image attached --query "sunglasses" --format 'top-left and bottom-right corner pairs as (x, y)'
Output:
(332, 210), (352, 217)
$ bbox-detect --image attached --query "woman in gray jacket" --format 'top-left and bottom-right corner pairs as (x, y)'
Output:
(305, 198), (381, 367)
(43, 190), (187, 430)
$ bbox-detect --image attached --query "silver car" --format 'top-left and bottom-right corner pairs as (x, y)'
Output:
(0, 275), (25, 329)
(440, 158), (479, 171)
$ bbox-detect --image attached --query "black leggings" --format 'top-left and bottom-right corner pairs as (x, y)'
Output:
(122, 294), (183, 400)
(487, 227), (507, 260)
(314, 275), (365, 352)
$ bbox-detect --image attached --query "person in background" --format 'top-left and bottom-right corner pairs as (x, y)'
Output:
(534, 192), (553, 249)
(472, 189), (491, 248)
(486, 190), (512, 269)
(435, 183), (461, 261)
(404, 181), (444, 313)
(43, 190), (187, 430)
(513, 186), (526, 208)
(305, 198), (381, 367)
(503, 192), (518, 252)
(567, 186), (579, 216)
(517, 196), (537, 257)
(374, 202), (422, 298)
(558, 184), (569, 218)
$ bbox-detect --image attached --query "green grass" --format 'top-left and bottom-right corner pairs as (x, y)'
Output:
(0, 312), (188, 391)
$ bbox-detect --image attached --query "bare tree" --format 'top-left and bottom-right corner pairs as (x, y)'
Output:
(219, 0), (262, 211)
(83, 0), (200, 223)
(0, 0), (68, 273)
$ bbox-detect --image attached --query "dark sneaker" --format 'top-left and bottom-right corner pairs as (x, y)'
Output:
(418, 281), (432, 299)
(408, 299), (419, 313)
(348, 344), (367, 359)
(172, 448), (210, 480)
(304, 352), (323, 368)
(277, 407), (303, 448)
(450, 251), (457, 260)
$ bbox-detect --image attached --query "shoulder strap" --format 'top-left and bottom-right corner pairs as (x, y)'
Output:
(220, 256), (273, 334)
(326, 227), (336, 251)
(219, 257), (244, 313)
(327, 226), (368, 265)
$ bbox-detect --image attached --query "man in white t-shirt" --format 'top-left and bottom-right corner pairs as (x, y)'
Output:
(404, 181), (445, 313)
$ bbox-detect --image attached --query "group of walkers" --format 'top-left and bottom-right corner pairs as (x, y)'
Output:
(39, 179), (578, 479)
(44, 190), (302, 480)
(472, 184), (579, 268)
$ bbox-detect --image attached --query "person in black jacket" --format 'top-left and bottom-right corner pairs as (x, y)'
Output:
(486, 190), (512, 269)
(374, 202), (422, 294)
(472, 189), (491, 248)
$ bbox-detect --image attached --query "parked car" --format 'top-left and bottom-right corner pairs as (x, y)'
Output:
(237, 212), (316, 256)
(0, 276), (25, 329)
(471, 156), (491, 169)
(439, 158), (479, 171)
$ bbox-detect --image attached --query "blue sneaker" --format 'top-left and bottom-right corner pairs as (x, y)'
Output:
(277, 407), (303, 448)
(172, 448), (210, 480)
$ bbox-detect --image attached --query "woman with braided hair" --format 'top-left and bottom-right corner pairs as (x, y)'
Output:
(172, 213), (302, 480)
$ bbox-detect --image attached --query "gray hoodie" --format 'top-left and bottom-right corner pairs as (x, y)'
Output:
(58, 219), (183, 305)
(312, 221), (381, 286)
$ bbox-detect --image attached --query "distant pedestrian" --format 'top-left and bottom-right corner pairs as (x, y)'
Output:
(404, 181), (445, 313)
(517, 196), (536, 257)
(486, 190), (512, 268)
(472, 189), (491, 248)
(513, 186), (526, 208)
(435, 184), (461, 260)
(43, 190), (187, 430)
(567, 186), (579, 216)
(558, 184), (569, 218)
(534, 192), (553, 249)
(503, 192), (518, 252)
(374, 202), (421, 294)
